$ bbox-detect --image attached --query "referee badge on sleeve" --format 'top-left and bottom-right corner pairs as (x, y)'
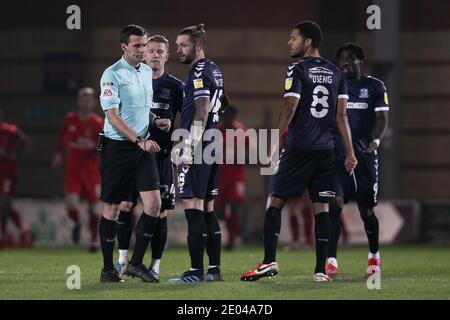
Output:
(384, 92), (389, 105)
(101, 86), (117, 100)
(285, 77), (293, 90)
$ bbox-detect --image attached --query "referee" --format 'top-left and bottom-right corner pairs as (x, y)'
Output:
(98, 24), (171, 283)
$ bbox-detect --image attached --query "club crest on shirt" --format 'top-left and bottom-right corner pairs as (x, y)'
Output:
(359, 88), (369, 98)
(160, 88), (171, 100)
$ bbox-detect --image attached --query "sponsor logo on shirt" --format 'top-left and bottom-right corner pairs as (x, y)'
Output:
(309, 66), (333, 75)
(318, 191), (336, 198)
(151, 102), (170, 110)
(347, 102), (369, 110)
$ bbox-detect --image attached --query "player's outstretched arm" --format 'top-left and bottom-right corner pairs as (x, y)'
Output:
(336, 98), (357, 174)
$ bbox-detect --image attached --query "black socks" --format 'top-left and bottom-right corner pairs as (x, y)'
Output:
(99, 216), (116, 271)
(185, 209), (207, 271)
(203, 211), (222, 267)
(328, 202), (343, 259)
(151, 217), (168, 260)
(314, 212), (332, 274)
(116, 211), (132, 250)
(129, 212), (159, 266)
(263, 207), (281, 264)
(361, 211), (379, 254)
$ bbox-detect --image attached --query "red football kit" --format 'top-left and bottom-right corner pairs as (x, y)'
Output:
(57, 112), (103, 203)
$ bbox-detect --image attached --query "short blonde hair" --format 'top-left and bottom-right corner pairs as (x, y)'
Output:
(148, 34), (169, 49)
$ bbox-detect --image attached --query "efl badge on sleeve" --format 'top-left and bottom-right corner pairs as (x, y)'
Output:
(384, 92), (389, 105)
(193, 79), (204, 89)
(285, 78), (293, 90)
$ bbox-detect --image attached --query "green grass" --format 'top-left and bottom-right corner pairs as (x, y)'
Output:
(0, 246), (449, 300)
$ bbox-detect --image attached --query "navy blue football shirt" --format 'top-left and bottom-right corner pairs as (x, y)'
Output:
(284, 56), (348, 150)
(180, 58), (225, 132)
(149, 72), (184, 151)
(335, 75), (390, 158)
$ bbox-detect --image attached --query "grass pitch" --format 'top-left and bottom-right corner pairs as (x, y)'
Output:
(0, 245), (449, 300)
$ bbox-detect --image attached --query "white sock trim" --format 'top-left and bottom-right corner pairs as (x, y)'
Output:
(119, 250), (128, 264)
(327, 257), (338, 267)
(368, 251), (380, 260)
(150, 259), (161, 273)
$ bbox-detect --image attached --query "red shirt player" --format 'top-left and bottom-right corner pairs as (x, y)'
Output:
(51, 87), (103, 252)
(0, 109), (32, 249)
(215, 106), (249, 250)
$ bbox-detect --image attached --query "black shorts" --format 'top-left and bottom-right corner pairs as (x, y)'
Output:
(100, 138), (160, 205)
(269, 145), (337, 203)
(156, 151), (176, 211)
(178, 162), (219, 200)
(335, 152), (379, 207)
(126, 151), (175, 211)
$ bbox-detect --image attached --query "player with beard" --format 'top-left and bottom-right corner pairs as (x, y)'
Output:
(168, 24), (226, 283)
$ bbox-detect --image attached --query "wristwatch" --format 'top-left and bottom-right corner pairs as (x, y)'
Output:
(134, 136), (143, 144)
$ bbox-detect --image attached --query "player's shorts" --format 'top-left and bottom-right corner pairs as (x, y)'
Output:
(335, 152), (379, 207)
(156, 151), (176, 211)
(269, 145), (337, 203)
(178, 161), (219, 200)
(126, 150), (175, 211)
(65, 165), (100, 203)
(100, 138), (160, 205)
